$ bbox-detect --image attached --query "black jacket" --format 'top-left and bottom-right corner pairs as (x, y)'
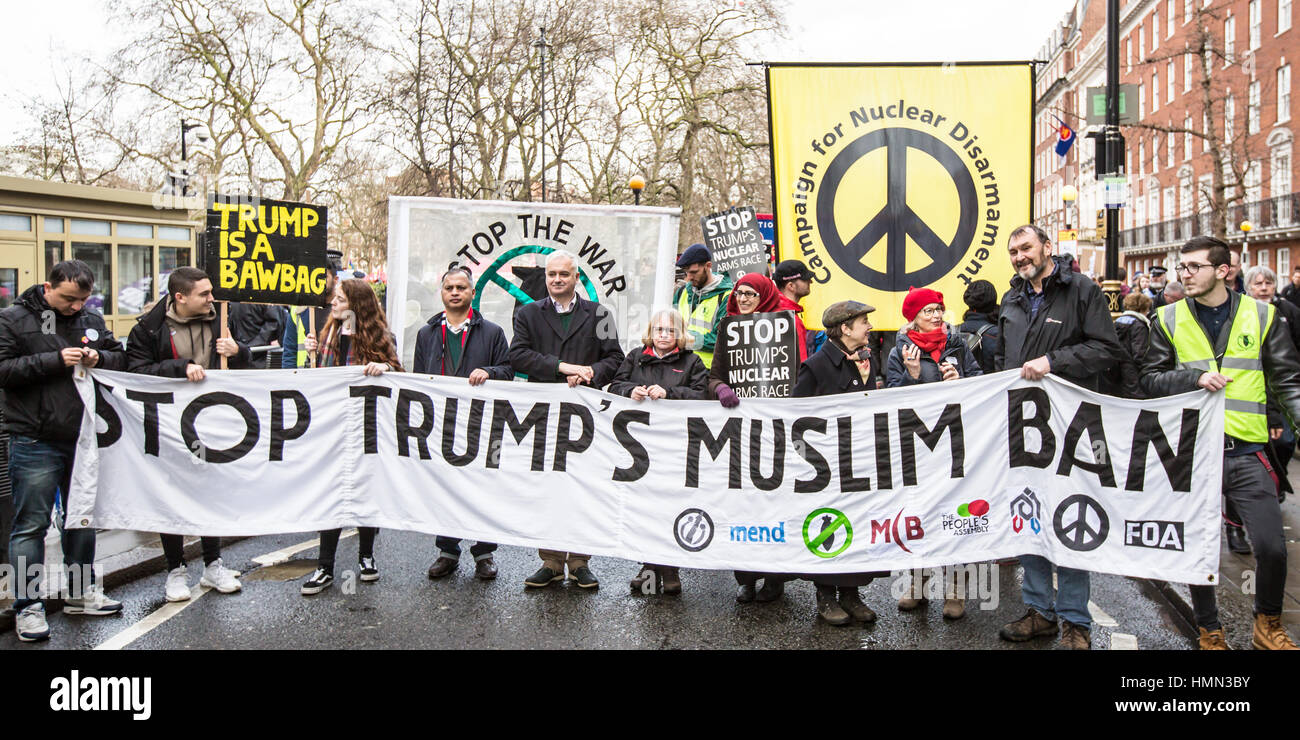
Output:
(1140, 293), (1300, 437)
(127, 297), (251, 377)
(956, 310), (1000, 375)
(1102, 311), (1151, 399)
(792, 339), (872, 397)
(995, 256), (1122, 391)
(0, 285), (127, 440)
(507, 296), (623, 386)
(885, 326), (983, 387)
(608, 347), (709, 399)
(229, 302), (283, 368)
(1280, 282), (1300, 309)
(412, 311), (513, 380)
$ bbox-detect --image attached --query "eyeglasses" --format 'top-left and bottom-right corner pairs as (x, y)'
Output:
(652, 326), (677, 335)
(1174, 262), (1215, 275)
(919, 306), (944, 317)
(734, 290), (761, 299)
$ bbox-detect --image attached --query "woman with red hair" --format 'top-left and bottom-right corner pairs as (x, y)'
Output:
(300, 278), (403, 595)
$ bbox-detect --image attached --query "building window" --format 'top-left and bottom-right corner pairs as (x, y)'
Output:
(1186, 0), (1193, 25)
(1169, 0), (1175, 33)
(1168, 130), (1176, 166)
(71, 243), (112, 315)
(1203, 112), (1211, 151)
(1140, 25), (1146, 63)
(1250, 0), (1262, 50)
(117, 222), (152, 239)
(1225, 16), (1235, 65)
(1185, 114), (1194, 159)
(1259, 248), (1270, 271)
(1154, 13), (1160, 49)
(117, 244), (153, 315)
(1153, 135), (1161, 173)
(0, 214), (32, 232)
(1153, 72), (1160, 111)
(1280, 65), (1292, 123)
(1225, 95), (1235, 142)
(1168, 60), (1176, 102)
(1185, 53), (1193, 92)
(45, 242), (64, 273)
(1140, 139), (1146, 177)
(70, 218), (110, 236)
(1280, 249), (1290, 278)
(1283, 0), (1293, 34)
(159, 226), (192, 241)
(160, 247), (192, 294)
(1140, 83), (1146, 118)
(44, 217), (64, 233)
(1165, 186), (1177, 219)
(1127, 38), (1132, 72)
(1249, 81), (1261, 134)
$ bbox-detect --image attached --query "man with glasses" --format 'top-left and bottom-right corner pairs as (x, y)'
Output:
(995, 224), (1122, 650)
(1142, 237), (1300, 650)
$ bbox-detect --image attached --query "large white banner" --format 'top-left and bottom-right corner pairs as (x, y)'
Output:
(69, 367), (1223, 584)
(385, 197), (681, 369)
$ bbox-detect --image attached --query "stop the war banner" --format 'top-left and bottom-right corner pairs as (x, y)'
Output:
(767, 63), (1030, 330)
(68, 367), (1222, 584)
(386, 197), (681, 369)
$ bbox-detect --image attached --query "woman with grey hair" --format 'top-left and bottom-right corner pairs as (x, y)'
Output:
(608, 307), (709, 594)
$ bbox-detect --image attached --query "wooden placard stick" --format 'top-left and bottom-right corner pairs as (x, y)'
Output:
(219, 301), (230, 370)
(308, 308), (317, 368)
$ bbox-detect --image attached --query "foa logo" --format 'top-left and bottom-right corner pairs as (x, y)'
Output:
(870, 509), (924, 553)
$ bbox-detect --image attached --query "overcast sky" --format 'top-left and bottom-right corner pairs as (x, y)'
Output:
(1, 0), (1079, 147)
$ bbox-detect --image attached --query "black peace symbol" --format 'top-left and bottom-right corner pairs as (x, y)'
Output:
(816, 128), (978, 291)
(1052, 494), (1110, 552)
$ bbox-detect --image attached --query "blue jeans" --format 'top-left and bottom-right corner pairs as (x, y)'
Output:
(7, 436), (96, 610)
(1019, 554), (1091, 629)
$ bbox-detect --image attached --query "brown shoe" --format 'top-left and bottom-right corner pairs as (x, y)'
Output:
(942, 598), (966, 620)
(630, 565), (659, 594)
(838, 588), (877, 623)
(1252, 613), (1300, 650)
(474, 557), (498, 580)
(897, 573), (926, 611)
(998, 608), (1058, 642)
(816, 585), (851, 626)
(1198, 627), (1230, 650)
(1058, 621), (1091, 650)
(660, 567), (681, 594)
(426, 556), (457, 579)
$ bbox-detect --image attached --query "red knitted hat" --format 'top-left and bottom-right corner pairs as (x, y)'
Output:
(901, 287), (944, 322)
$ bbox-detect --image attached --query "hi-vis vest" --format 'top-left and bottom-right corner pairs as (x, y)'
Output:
(1157, 295), (1274, 443)
(676, 288), (724, 368)
(289, 309), (308, 368)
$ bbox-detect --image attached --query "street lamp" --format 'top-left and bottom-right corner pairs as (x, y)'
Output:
(534, 27), (551, 203)
(171, 118), (208, 197)
(1061, 184), (1078, 229)
(629, 176), (645, 206)
(1240, 219), (1254, 267)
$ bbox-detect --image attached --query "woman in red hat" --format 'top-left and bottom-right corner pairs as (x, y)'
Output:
(885, 287), (982, 619)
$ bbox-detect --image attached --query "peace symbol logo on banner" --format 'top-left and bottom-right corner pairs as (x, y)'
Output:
(1052, 494), (1110, 552)
(816, 128), (977, 291)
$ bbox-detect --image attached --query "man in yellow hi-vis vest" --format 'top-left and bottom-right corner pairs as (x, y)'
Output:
(673, 244), (733, 368)
(1142, 236), (1300, 651)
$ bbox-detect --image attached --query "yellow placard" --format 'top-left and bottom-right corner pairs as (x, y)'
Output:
(769, 64), (1032, 330)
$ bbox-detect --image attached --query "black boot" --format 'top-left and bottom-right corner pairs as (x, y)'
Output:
(1225, 524), (1251, 554)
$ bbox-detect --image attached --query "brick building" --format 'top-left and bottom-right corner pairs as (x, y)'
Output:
(1033, 0), (1297, 283)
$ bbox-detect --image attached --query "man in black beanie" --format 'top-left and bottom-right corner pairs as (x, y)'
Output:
(956, 279), (1000, 374)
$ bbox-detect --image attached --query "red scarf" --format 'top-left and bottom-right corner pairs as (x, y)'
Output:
(906, 327), (948, 363)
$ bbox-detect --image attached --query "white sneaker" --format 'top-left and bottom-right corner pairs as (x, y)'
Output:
(165, 565), (192, 602)
(64, 584), (123, 616)
(199, 558), (242, 594)
(15, 603), (51, 642)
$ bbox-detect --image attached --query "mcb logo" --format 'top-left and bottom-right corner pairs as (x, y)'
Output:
(870, 509), (924, 553)
(1010, 488), (1042, 534)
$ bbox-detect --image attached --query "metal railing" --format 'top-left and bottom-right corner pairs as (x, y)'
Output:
(1119, 192), (1300, 249)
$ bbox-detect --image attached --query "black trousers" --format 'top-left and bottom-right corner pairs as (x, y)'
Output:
(435, 536), (497, 559)
(160, 534), (221, 571)
(1191, 453), (1287, 630)
(317, 527), (378, 572)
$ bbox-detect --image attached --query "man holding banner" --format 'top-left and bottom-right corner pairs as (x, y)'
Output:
(673, 243), (733, 368)
(508, 249), (624, 590)
(995, 224), (1121, 650)
(1142, 236), (1300, 651)
(127, 266), (250, 601)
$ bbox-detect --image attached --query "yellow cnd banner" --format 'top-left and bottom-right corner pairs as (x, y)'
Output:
(768, 63), (1032, 330)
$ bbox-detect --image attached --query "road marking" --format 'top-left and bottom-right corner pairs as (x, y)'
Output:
(1088, 600), (1119, 628)
(95, 583), (212, 650)
(1110, 632), (1139, 650)
(94, 530), (356, 650)
(251, 529), (357, 566)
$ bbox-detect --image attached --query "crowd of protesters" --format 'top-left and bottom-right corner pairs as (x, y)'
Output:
(2, 223), (1297, 651)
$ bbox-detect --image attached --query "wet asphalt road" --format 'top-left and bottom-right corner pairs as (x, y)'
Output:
(2, 529), (1194, 650)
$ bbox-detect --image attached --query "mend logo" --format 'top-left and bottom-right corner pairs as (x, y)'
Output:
(49, 670), (151, 720)
(869, 509), (924, 552)
(730, 522), (786, 543)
